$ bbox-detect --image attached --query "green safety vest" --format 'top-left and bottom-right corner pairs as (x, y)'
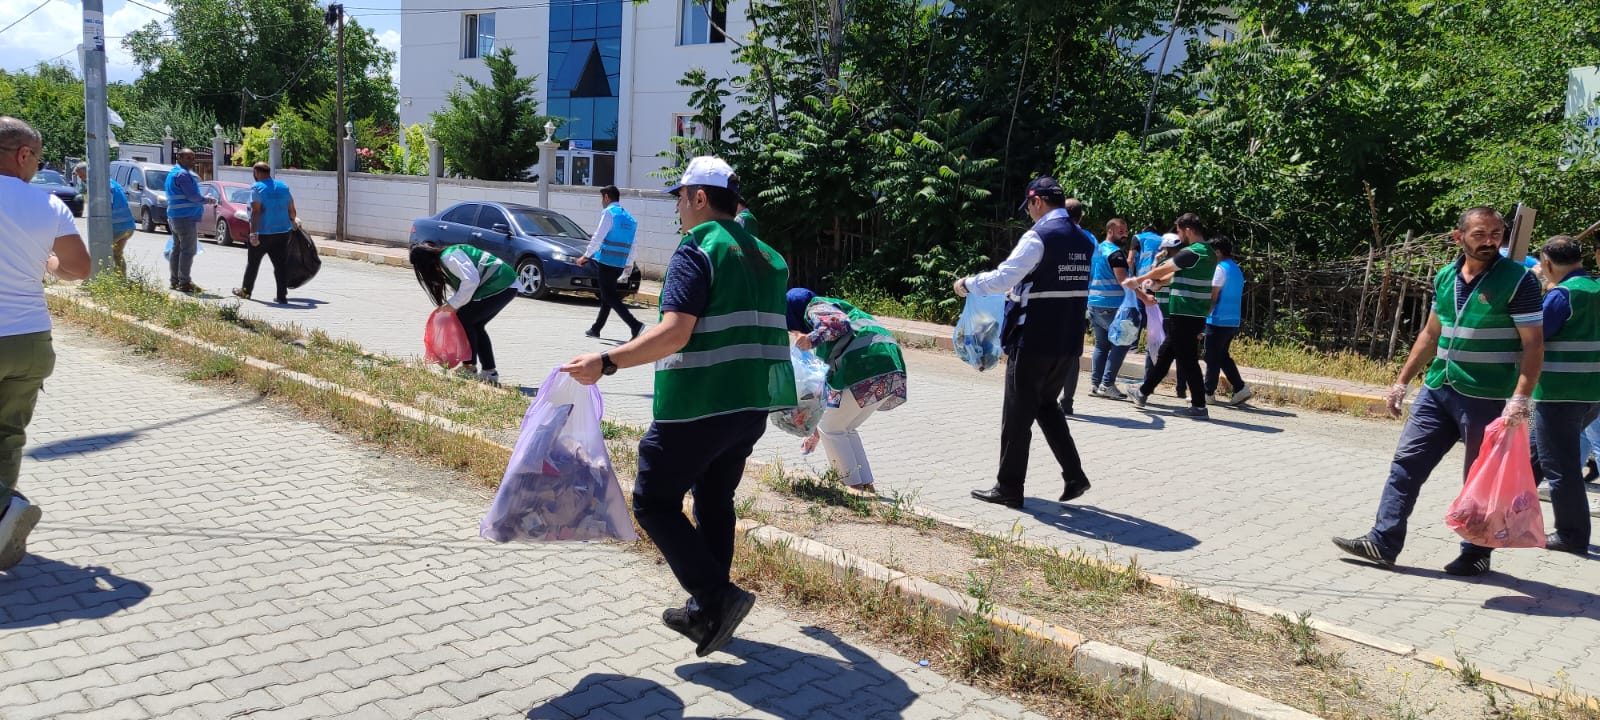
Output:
(1166, 242), (1217, 317)
(808, 297), (906, 391)
(443, 244), (516, 301)
(1535, 275), (1600, 403)
(1423, 259), (1527, 399)
(653, 220), (797, 422)
(737, 209), (760, 238)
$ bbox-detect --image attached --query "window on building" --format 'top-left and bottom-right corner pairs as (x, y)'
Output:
(678, 0), (725, 46)
(462, 12), (496, 59)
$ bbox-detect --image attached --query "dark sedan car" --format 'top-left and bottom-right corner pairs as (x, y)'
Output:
(408, 201), (642, 300)
(30, 169), (83, 216)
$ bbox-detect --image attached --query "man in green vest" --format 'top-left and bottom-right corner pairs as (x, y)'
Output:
(1334, 207), (1545, 576)
(561, 156), (796, 657)
(1124, 213), (1215, 418)
(1530, 235), (1600, 555)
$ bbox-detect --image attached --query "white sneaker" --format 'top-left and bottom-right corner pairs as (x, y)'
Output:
(1088, 385), (1105, 398)
(1229, 387), (1254, 405)
(1589, 496), (1600, 518)
(1101, 384), (1128, 400)
(0, 495), (42, 571)
(476, 369), (500, 387)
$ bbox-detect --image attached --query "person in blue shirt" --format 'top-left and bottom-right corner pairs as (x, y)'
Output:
(72, 162), (136, 275)
(1203, 237), (1251, 405)
(1081, 218), (1135, 403)
(232, 163), (299, 305)
(163, 149), (212, 294)
(576, 185), (644, 340)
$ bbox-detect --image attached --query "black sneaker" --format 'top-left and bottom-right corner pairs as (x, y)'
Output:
(1443, 551), (1492, 577)
(1584, 458), (1598, 483)
(1332, 536), (1395, 568)
(584, 329), (601, 339)
(663, 600), (709, 644)
(696, 585), (756, 657)
(1544, 534), (1589, 556)
(1176, 406), (1209, 419)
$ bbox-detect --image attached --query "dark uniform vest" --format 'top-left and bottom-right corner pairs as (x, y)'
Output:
(1002, 214), (1095, 356)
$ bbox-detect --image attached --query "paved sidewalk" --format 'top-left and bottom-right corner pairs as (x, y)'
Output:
(98, 229), (1600, 697)
(0, 328), (1047, 720)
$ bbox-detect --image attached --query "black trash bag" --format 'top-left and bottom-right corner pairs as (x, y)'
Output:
(281, 227), (322, 289)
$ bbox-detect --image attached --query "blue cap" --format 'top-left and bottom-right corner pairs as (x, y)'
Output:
(786, 288), (816, 332)
(1019, 176), (1066, 210)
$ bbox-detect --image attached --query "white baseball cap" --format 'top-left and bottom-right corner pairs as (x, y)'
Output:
(1160, 232), (1182, 249)
(667, 156), (739, 196)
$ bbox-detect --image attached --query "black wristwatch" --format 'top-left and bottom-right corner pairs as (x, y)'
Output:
(600, 352), (618, 376)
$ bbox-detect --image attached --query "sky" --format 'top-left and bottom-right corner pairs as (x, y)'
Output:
(0, 0), (403, 85)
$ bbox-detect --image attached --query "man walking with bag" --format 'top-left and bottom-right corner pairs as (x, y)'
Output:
(1124, 213), (1215, 417)
(0, 117), (92, 570)
(1529, 236), (1600, 555)
(957, 177), (1094, 509)
(577, 185), (644, 340)
(1334, 207), (1544, 576)
(561, 157), (795, 656)
(1083, 217), (1135, 401)
(233, 163), (299, 305)
(164, 148), (211, 294)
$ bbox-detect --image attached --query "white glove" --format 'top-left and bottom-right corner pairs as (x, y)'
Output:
(1385, 383), (1409, 418)
(1502, 395), (1531, 427)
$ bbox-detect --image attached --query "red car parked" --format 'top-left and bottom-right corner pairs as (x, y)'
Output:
(199, 181), (254, 246)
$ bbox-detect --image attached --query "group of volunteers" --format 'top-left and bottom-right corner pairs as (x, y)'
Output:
(1334, 208), (1600, 576)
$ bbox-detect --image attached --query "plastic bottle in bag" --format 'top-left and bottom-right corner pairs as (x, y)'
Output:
(770, 345), (829, 437)
(953, 293), (1006, 371)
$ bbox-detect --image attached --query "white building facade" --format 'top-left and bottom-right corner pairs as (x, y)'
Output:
(399, 0), (752, 190)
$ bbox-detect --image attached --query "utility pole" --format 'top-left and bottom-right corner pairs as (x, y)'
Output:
(326, 3), (347, 242)
(1141, 0), (1185, 151)
(82, 0), (113, 274)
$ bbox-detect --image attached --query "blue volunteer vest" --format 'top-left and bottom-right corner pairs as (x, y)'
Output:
(1134, 231), (1163, 276)
(595, 203), (637, 268)
(164, 166), (203, 219)
(108, 179), (135, 235)
(1002, 213), (1094, 356)
(1208, 258), (1244, 327)
(1088, 240), (1125, 309)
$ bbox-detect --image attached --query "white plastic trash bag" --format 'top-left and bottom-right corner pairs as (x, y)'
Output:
(480, 367), (638, 543)
(953, 293), (1006, 371)
(770, 344), (828, 437)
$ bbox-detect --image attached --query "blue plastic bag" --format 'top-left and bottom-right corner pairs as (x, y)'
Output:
(161, 235), (203, 260)
(953, 293), (1006, 372)
(1109, 291), (1141, 347)
(770, 345), (829, 437)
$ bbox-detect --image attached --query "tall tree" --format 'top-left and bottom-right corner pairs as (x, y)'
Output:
(124, 0), (396, 130)
(430, 48), (554, 181)
(0, 64), (141, 164)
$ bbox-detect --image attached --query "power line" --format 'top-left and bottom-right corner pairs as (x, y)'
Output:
(0, 0), (54, 38)
(124, 0), (173, 17)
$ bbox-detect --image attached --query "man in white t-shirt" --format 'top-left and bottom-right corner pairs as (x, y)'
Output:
(0, 116), (91, 571)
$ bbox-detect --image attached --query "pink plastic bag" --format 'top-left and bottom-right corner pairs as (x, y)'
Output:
(1145, 300), (1166, 352)
(480, 368), (637, 543)
(1444, 417), (1545, 549)
(423, 307), (472, 367)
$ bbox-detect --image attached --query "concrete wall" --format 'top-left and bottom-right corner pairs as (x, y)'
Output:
(221, 166), (680, 276)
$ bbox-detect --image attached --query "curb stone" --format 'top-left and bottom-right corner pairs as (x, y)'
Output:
(48, 288), (1591, 717)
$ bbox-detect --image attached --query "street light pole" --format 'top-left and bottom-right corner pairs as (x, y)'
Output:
(81, 0), (113, 274)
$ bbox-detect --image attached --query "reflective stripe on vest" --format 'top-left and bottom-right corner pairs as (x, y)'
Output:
(1535, 275), (1600, 402)
(1167, 243), (1217, 317)
(652, 220), (797, 422)
(595, 204), (637, 267)
(164, 167), (203, 219)
(1088, 241), (1124, 308)
(1423, 259), (1527, 399)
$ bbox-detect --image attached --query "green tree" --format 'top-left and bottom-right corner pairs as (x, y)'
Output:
(430, 48), (555, 181)
(124, 0), (396, 130)
(121, 99), (227, 149)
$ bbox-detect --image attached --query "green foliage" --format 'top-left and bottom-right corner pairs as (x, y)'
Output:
(232, 125), (273, 166)
(121, 99), (227, 149)
(430, 48), (556, 181)
(370, 124), (431, 176)
(0, 63), (87, 165)
(123, 0), (396, 129)
(264, 93), (385, 171)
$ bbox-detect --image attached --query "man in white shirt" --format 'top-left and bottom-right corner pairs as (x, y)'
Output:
(576, 185), (643, 340)
(0, 117), (92, 571)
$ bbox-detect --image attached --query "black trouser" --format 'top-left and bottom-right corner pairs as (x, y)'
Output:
(998, 351), (1088, 495)
(633, 410), (768, 612)
(241, 231), (291, 300)
(1535, 401), (1600, 547)
(590, 263), (641, 334)
(1141, 314), (1207, 408)
(457, 288), (515, 371)
(1203, 324), (1245, 396)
